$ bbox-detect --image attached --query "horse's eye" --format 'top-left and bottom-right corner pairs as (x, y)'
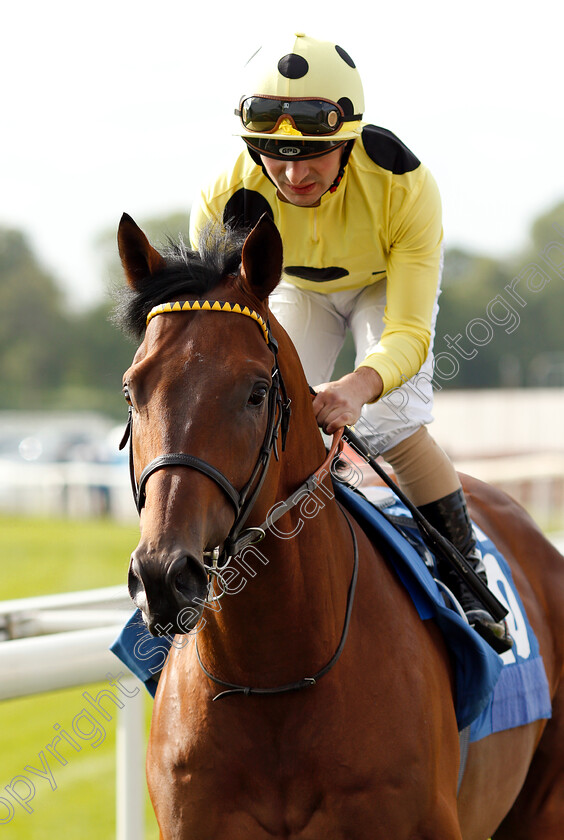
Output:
(248, 384), (269, 407)
(123, 384), (132, 405)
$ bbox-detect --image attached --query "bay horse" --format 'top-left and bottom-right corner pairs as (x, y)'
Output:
(116, 212), (564, 840)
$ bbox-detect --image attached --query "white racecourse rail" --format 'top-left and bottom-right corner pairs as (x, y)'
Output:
(0, 587), (145, 840)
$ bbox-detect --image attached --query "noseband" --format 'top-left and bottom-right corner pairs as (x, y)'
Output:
(120, 299), (292, 567)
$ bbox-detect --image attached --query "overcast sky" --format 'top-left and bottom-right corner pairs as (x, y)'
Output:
(2, 1), (562, 308)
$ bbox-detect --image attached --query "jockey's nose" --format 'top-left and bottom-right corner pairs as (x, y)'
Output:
(284, 160), (311, 184)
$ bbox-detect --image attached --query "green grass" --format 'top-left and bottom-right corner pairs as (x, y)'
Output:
(0, 515), (139, 599)
(0, 515), (159, 839)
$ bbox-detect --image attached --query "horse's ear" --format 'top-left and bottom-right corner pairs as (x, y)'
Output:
(240, 214), (283, 301)
(117, 213), (167, 290)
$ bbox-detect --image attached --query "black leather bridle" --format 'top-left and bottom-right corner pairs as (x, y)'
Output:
(119, 300), (292, 566)
(119, 297), (362, 699)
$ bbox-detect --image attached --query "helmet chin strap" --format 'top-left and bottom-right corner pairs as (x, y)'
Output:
(327, 140), (354, 194)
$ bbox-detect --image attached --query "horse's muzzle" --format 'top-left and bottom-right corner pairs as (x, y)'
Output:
(128, 549), (209, 636)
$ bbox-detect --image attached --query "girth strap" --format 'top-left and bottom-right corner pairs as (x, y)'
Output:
(137, 453), (241, 514)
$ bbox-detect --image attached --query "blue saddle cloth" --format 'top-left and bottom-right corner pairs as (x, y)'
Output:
(111, 482), (552, 737)
(336, 483), (552, 740)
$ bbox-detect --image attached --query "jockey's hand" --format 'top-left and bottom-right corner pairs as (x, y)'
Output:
(312, 367), (383, 435)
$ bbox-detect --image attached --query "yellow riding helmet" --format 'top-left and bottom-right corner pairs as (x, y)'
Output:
(235, 33), (364, 153)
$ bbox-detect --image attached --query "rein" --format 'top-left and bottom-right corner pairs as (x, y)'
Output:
(121, 294), (507, 703)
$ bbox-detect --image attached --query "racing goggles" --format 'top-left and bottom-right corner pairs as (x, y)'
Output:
(236, 96), (360, 136)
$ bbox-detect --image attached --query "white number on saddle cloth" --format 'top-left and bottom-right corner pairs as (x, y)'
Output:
(481, 551), (530, 665)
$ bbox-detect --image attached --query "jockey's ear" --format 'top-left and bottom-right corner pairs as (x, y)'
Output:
(117, 213), (167, 290)
(240, 213), (283, 302)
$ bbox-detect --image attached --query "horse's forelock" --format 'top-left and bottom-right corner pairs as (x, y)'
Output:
(112, 222), (247, 340)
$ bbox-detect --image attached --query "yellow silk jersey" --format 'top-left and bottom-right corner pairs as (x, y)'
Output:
(189, 125), (443, 396)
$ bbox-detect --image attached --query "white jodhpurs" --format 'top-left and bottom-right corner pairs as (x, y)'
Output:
(269, 276), (441, 454)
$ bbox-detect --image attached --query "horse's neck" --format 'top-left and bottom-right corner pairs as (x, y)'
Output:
(197, 472), (354, 687)
(195, 367), (356, 683)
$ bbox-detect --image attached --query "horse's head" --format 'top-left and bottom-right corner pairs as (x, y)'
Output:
(116, 213), (286, 635)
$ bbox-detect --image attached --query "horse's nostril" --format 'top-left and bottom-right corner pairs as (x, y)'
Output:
(126, 551), (208, 632)
(171, 557), (203, 598)
(168, 555), (209, 601)
(174, 566), (193, 597)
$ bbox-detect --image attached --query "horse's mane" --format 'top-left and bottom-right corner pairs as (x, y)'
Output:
(113, 221), (247, 339)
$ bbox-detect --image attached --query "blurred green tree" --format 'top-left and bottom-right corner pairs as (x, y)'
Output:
(0, 212), (190, 417)
(0, 228), (70, 408)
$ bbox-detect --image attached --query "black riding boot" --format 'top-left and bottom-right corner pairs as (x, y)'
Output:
(418, 488), (512, 653)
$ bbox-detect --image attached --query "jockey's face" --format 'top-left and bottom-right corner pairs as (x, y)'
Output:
(260, 146), (344, 207)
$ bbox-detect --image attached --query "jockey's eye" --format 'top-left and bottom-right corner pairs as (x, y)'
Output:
(248, 384), (269, 407)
